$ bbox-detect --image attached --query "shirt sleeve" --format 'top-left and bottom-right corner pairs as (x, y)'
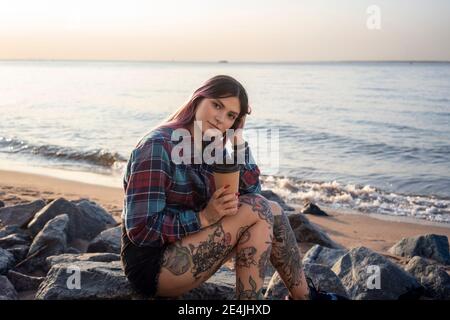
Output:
(235, 142), (262, 195)
(123, 139), (201, 247)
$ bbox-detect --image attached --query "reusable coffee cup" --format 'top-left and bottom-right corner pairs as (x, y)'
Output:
(212, 151), (240, 195)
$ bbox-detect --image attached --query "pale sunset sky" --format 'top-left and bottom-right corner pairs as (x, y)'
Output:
(1, 0), (449, 61)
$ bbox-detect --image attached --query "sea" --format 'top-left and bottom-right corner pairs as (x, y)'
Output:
(1, 60), (449, 223)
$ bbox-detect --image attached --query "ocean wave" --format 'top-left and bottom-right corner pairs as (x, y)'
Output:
(260, 175), (450, 223)
(0, 136), (126, 168)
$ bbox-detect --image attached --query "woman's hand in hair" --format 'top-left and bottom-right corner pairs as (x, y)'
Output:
(198, 185), (239, 228)
(232, 115), (246, 147)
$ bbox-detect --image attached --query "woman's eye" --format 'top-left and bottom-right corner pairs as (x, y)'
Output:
(228, 114), (236, 120)
(213, 102), (221, 109)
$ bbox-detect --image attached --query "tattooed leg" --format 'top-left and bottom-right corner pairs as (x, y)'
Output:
(269, 202), (310, 300)
(235, 195), (273, 300)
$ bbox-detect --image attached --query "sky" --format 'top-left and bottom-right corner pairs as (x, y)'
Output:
(1, 0), (449, 62)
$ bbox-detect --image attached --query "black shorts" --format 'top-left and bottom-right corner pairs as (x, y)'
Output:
(120, 225), (167, 297)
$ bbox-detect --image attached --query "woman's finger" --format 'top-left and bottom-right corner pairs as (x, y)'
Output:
(212, 185), (230, 200)
(222, 199), (239, 210)
(222, 208), (238, 216)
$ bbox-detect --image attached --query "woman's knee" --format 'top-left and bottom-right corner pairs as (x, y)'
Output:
(238, 193), (274, 227)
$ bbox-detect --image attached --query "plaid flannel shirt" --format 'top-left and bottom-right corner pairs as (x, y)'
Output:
(122, 126), (261, 247)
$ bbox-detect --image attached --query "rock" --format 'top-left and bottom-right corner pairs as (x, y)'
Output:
(332, 246), (423, 300)
(388, 234), (450, 265)
(302, 202), (329, 216)
(0, 233), (30, 249)
(0, 200), (4, 208)
(264, 263), (348, 300)
(75, 200), (117, 226)
(288, 213), (342, 249)
(6, 245), (29, 263)
(303, 244), (348, 268)
(65, 247), (82, 254)
(46, 253), (120, 270)
(260, 190), (295, 212)
(27, 198), (116, 242)
(22, 214), (69, 273)
(0, 225), (25, 238)
(404, 256), (450, 300)
(0, 248), (15, 275)
(179, 282), (235, 300)
(304, 263), (349, 298)
(35, 260), (142, 300)
(0, 200), (46, 227)
(0, 275), (18, 300)
(87, 226), (121, 254)
(7, 270), (44, 292)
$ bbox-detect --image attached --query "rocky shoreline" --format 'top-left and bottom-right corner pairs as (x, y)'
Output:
(1, 193), (449, 300)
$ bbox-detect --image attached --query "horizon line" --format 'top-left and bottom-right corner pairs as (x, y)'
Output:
(1, 58), (450, 64)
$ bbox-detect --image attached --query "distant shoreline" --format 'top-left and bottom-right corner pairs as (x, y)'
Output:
(1, 59), (450, 64)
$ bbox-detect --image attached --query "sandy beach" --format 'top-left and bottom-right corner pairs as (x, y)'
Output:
(2, 169), (450, 255)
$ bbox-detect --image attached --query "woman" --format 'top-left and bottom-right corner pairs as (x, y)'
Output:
(120, 75), (337, 300)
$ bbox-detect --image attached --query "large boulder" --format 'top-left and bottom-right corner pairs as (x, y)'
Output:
(301, 202), (329, 216)
(0, 275), (18, 300)
(22, 214), (69, 273)
(46, 253), (120, 270)
(388, 234), (450, 265)
(264, 263), (348, 300)
(0, 248), (15, 275)
(27, 198), (115, 242)
(87, 226), (121, 254)
(303, 245), (348, 269)
(404, 256), (450, 300)
(35, 260), (142, 300)
(332, 246), (423, 300)
(7, 270), (44, 292)
(75, 200), (117, 226)
(287, 213), (342, 249)
(0, 200), (46, 227)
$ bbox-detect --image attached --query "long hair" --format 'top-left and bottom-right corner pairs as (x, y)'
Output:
(157, 75), (251, 132)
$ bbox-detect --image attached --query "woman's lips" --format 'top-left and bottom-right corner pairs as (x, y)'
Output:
(208, 122), (221, 130)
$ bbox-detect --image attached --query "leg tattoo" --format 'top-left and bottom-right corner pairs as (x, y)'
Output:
(237, 276), (264, 300)
(239, 196), (274, 227)
(188, 223), (233, 280)
(270, 213), (304, 290)
(162, 242), (192, 276)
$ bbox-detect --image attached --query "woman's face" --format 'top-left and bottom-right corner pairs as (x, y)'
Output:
(193, 96), (241, 136)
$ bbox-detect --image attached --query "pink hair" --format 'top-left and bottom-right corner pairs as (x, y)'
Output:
(156, 75), (251, 132)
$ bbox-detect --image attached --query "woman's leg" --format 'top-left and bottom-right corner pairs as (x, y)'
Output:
(267, 200), (310, 300)
(156, 193), (273, 299)
(234, 195), (273, 299)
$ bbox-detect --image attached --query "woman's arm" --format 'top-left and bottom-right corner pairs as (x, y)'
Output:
(123, 139), (201, 247)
